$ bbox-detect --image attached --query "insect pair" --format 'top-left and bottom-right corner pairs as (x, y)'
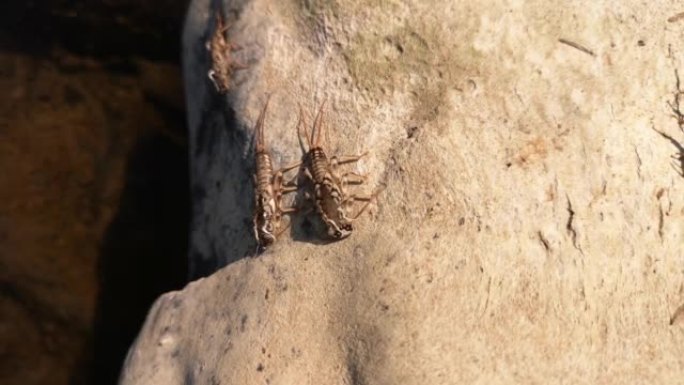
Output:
(252, 96), (382, 250)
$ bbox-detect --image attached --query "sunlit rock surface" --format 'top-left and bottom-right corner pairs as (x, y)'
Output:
(121, 1), (684, 383)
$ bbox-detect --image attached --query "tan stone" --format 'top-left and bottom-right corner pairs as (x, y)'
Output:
(121, 0), (684, 383)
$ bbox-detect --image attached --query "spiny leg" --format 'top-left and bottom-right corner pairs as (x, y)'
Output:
(274, 222), (291, 238)
(280, 205), (299, 214)
(274, 208), (295, 239)
(276, 161), (302, 176)
(280, 185), (298, 194)
(274, 200), (313, 237)
(330, 152), (368, 170)
(273, 161), (303, 196)
(347, 199), (373, 221)
(274, 206), (297, 239)
(345, 186), (386, 220)
(282, 173), (302, 192)
(340, 171), (367, 186)
(287, 200), (315, 221)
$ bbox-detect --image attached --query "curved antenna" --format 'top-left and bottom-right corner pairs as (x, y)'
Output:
(210, 0), (225, 28)
(215, 9), (224, 32)
(296, 103), (311, 153)
(254, 94), (272, 152)
(312, 97), (327, 147)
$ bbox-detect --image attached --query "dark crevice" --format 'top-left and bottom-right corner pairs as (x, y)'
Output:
(2, 1), (191, 384)
(0, 1), (187, 61)
(565, 195), (581, 252)
(83, 134), (190, 385)
(537, 231), (551, 254)
(658, 206), (665, 241)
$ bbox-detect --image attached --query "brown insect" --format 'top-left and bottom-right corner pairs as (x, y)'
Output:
(253, 96), (301, 248)
(206, 11), (246, 93)
(297, 100), (381, 239)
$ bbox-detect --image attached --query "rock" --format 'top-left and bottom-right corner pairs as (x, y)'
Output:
(121, 0), (684, 383)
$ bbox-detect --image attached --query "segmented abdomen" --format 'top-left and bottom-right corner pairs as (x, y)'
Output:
(310, 147), (329, 182)
(255, 151), (274, 192)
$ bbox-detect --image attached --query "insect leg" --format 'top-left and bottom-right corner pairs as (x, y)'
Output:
(330, 152), (368, 169)
(339, 171), (367, 186)
(274, 203), (312, 238)
(281, 185), (298, 194)
(345, 185), (386, 219)
(281, 205), (299, 214)
(276, 161), (302, 175)
(273, 161), (302, 195)
(216, 14), (230, 34)
(274, 221), (292, 237)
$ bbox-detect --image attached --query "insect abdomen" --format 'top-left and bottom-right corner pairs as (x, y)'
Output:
(310, 147), (329, 181)
(255, 152), (274, 191)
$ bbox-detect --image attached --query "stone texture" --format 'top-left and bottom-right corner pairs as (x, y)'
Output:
(122, 0), (684, 383)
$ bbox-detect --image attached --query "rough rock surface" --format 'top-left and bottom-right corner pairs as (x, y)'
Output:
(122, 0), (684, 383)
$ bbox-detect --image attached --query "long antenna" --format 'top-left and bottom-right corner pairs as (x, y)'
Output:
(254, 94), (272, 152)
(209, 0), (225, 30)
(296, 104), (311, 151)
(312, 98), (327, 147)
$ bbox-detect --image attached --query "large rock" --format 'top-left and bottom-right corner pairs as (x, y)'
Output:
(120, 0), (684, 383)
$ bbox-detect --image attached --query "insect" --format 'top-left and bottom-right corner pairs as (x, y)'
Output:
(253, 96), (301, 249)
(206, 10), (246, 93)
(297, 100), (381, 239)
